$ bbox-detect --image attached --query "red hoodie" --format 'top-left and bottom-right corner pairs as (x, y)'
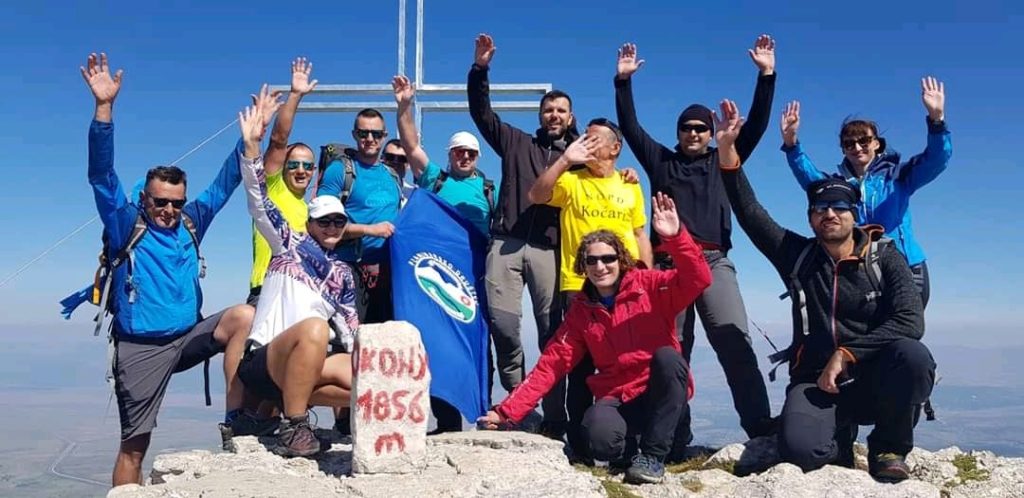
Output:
(496, 228), (712, 423)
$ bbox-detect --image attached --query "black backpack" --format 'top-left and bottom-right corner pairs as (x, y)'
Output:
(429, 169), (496, 219)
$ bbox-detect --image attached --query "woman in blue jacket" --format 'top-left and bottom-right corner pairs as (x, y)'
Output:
(779, 77), (951, 307)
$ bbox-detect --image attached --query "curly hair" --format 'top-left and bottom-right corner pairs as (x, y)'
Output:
(572, 230), (637, 276)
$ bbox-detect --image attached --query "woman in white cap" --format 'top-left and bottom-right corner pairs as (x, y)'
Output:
(234, 103), (361, 458)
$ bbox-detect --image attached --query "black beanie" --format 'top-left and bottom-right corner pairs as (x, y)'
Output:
(807, 177), (860, 206)
(677, 104), (715, 132)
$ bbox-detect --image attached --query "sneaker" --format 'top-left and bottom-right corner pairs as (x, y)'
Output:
(869, 452), (910, 482)
(624, 454), (665, 485)
(273, 416), (321, 458)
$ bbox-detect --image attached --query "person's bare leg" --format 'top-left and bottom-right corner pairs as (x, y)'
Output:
(265, 317), (329, 417)
(214, 304), (255, 413)
(112, 433), (150, 487)
(310, 353), (353, 407)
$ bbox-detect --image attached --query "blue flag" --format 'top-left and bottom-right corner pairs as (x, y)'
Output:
(391, 189), (490, 421)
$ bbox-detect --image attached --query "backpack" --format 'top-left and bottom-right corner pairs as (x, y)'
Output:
(91, 212), (204, 336)
(766, 228), (936, 420)
(313, 143), (405, 262)
(87, 211), (211, 405)
(313, 143), (403, 202)
(430, 169), (497, 218)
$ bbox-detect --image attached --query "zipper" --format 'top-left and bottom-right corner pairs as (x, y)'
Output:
(830, 258), (840, 347)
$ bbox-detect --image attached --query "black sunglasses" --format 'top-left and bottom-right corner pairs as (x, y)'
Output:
(841, 136), (876, 150)
(679, 124), (710, 134)
(354, 129), (386, 140)
(584, 254), (619, 266)
(313, 216), (348, 228)
(451, 148), (479, 159)
(382, 152), (408, 164)
(810, 201), (854, 214)
(149, 196), (187, 209)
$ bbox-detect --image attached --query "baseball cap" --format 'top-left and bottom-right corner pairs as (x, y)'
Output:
(307, 195), (347, 219)
(447, 131), (481, 152)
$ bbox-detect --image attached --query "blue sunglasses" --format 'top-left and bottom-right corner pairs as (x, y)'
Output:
(810, 200), (854, 214)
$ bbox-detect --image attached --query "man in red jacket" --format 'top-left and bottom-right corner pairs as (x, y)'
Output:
(478, 193), (712, 485)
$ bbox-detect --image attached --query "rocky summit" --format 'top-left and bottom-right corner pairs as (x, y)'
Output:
(108, 431), (1024, 498)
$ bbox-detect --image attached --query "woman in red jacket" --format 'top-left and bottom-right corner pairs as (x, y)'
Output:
(478, 193), (712, 484)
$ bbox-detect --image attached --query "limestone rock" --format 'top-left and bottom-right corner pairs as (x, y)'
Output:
(350, 321), (431, 474)
(704, 435), (779, 475)
(109, 429), (1024, 498)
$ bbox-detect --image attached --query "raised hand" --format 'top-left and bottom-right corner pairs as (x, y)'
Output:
(651, 192), (680, 238)
(392, 75), (415, 105)
(563, 134), (599, 165)
(713, 99), (745, 149)
(747, 34), (776, 75)
(616, 43), (645, 79)
(780, 100), (801, 146)
(80, 52), (123, 104)
(250, 84), (283, 129)
(474, 33), (496, 68)
(921, 76), (945, 122)
(291, 57), (318, 95)
(239, 104), (266, 158)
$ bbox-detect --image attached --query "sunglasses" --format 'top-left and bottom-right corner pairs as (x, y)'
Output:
(313, 216), (348, 228)
(810, 201), (854, 214)
(286, 160), (315, 171)
(679, 124), (710, 134)
(841, 136), (875, 151)
(451, 148), (479, 159)
(382, 152), (407, 164)
(354, 129), (386, 140)
(584, 254), (619, 266)
(149, 196), (187, 209)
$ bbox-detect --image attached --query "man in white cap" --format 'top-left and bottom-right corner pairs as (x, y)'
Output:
(393, 75), (494, 237)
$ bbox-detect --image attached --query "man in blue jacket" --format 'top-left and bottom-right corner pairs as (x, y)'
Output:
(81, 53), (255, 487)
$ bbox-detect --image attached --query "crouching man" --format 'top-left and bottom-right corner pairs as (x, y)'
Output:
(478, 194), (711, 485)
(715, 99), (934, 482)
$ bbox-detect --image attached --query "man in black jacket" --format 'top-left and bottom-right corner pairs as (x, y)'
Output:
(468, 33), (580, 437)
(715, 99), (934, 482)
(613, 36), (777, 439)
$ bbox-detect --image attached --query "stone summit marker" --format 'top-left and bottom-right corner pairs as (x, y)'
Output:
(350, 321), (431, 474)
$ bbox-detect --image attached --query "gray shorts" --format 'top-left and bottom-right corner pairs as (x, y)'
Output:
(113, 310), (227, 441)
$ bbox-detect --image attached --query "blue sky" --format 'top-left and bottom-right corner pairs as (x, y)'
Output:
(1, 0), (1021, 347)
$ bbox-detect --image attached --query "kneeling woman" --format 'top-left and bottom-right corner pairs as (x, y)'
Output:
(236, 105), (360, 457)
(478, 193), (711, 484)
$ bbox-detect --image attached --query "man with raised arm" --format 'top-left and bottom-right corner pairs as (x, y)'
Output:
(236, 103), (359, 458)
(247, 57), (319, 306)
(715, 99), (933, 482)
(613, 36), (777, 440)
(394, 75), (492, 238)
(467, 33), (579, 438)
(81, 53), (254, 487)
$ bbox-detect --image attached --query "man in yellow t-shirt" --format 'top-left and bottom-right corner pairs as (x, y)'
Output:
(247, 58), (318, 306)
(529, 118), (652, 292)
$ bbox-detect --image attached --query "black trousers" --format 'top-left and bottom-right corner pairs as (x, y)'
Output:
(778, 338), (935, 471)
(431, 397), (462, 433)
(579, 347), (691, 461)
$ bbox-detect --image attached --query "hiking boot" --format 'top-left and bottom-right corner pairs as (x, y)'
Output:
(232, 411), (280, 437)
(273, 416), (321, 458)
(869, 452), (910, 482)
(624, 454), (665, 484)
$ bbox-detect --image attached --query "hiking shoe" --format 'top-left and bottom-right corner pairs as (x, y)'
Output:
(273, 416), (321, 458)
(624, 454), (665, 484)
(869, 452), (910, 482)
(232, 411), (280, 437)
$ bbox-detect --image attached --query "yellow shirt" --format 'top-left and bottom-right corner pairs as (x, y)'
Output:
(548, 169), (647, 291)
(250, 171), (308, 288)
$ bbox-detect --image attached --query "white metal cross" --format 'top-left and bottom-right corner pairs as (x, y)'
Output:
(269, 0), (551, 128)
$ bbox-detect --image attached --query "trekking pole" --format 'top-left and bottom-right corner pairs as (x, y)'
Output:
(750, 319), (781, 354)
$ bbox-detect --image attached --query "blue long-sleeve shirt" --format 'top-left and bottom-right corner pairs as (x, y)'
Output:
(88, 119), (243, 337)
(783, 118), (952, 266)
